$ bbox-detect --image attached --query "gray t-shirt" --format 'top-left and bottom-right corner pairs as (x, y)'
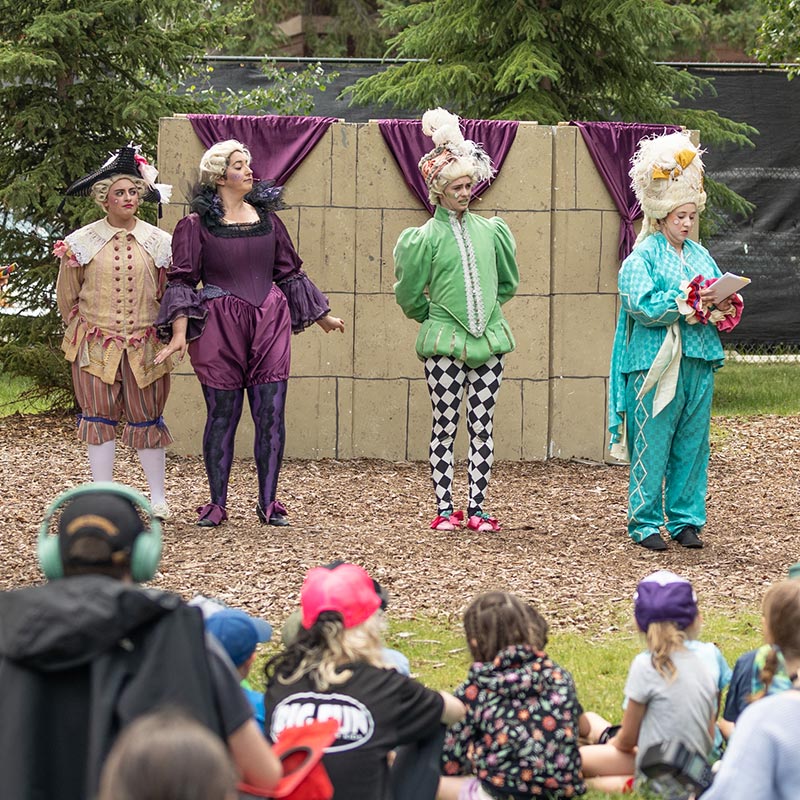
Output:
(624, 648), (717, 773)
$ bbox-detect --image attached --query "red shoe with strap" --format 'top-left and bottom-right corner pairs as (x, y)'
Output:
(466, 512), (501, 532)
(430, 510), (464, 531)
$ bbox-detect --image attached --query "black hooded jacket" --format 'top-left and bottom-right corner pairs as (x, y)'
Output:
(0, 575), (226, 800)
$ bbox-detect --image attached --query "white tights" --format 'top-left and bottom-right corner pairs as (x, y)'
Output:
(86, 441), (166, 506)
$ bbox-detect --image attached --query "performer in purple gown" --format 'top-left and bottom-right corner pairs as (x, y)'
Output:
(155, 140), (344, 527)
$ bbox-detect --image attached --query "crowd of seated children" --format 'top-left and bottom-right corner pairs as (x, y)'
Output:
(5, 482), (798, 800)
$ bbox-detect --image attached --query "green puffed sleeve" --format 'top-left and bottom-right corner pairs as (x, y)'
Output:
(490, 216), (519, 305)
(393, 225), (432, 323)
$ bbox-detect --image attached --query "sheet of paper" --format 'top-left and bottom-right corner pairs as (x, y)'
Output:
(707, 272), (750, 303)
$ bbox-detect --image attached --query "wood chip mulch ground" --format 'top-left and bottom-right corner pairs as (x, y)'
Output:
(2, 413), (798, 634)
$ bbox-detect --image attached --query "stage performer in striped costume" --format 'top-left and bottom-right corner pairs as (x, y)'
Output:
(55, 146), (174, 520)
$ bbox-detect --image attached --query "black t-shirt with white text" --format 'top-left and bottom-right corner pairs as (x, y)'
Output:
(264, 662), (444, 799)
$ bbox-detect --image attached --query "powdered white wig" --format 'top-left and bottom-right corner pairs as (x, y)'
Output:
(418, 108), (494, 205)
(198, 140), (252, 188)
(630, 131), (706, 246)
(91, 175), (148, 209)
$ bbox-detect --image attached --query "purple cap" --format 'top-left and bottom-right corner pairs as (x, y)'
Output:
(634, 570), (698, 632)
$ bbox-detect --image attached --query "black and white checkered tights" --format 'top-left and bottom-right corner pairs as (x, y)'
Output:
(424, 354), (505, 517)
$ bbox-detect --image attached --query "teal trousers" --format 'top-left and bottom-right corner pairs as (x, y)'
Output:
(625, 357), (714, 543)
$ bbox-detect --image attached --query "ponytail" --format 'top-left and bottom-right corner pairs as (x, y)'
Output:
(646, 620), (686, 681)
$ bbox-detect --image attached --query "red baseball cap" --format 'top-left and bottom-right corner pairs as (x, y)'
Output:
(300, 563), (382, 630)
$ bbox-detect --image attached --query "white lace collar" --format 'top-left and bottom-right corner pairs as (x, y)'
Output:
(65, 218), (171, 269)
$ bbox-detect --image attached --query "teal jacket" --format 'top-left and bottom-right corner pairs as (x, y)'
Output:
(608, 232), (726, 446)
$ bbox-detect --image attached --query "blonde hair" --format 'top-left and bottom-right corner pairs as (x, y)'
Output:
(646, 620), (695, 681)
(91, 174), (147, 208)
(198, 140), (251, 188)
(427, 159), (478, 206)
(266, 611), (385, 692)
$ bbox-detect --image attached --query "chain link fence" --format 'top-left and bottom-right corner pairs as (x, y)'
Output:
(724, 342), (800, 363)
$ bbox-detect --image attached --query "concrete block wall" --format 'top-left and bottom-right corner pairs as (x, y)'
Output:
(157, 117), (628, 463)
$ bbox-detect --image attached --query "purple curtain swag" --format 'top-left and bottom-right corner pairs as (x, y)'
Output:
(569, 121), (682, 262)
(378, 119), (519, 214)
(187, 114), (337, 186)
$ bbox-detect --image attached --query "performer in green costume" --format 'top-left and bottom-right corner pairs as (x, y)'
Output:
(394, 109), (519, 533)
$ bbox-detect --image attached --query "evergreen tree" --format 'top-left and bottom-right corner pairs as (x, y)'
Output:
(217, 0), (390, 58)
(653, 0), (765, 62)
(347, 0), (756, 232)
(0, 0), (330, 406)
(754, 0), (800, 77)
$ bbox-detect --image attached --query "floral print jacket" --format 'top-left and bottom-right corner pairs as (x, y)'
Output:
(441, 645), (586, 798)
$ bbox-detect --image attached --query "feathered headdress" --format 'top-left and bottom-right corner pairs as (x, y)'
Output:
(62, 144), (172, 204)
(630, 131), (706, 246)
(417, 108), (494, 190)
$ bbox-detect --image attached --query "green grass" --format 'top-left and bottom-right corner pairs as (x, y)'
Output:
(713, 361), (800, 415)
(0, 375), (55, 416)
(250, 609), (764, 800)
(1, 360), (797, 418)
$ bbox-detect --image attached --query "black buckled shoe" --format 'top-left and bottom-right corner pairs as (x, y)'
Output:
(256, 502), (290, 527)
(675, 525), (704, 548)
(637, 533), (668, 551)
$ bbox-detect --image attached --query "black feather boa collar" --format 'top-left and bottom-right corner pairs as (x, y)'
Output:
(190, 181), (287, 233)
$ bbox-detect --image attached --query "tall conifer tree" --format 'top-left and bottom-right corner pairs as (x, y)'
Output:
(347, 0), (756, 233)
(0, 0), (325, 402)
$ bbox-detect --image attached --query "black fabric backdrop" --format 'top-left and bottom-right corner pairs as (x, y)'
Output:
(194, 61), (800, 346)
(684, 67), (800, 347)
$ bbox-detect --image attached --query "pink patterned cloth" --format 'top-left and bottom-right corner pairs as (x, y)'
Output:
(682, 274), (744, 331)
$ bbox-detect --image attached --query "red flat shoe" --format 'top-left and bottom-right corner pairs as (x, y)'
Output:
(430, 510), (464, 531)
(466, 513), (501, 532)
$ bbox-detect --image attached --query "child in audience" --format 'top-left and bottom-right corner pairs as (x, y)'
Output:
(703, 579), (800, 800)
(263, 562), (465, 799)
(97, 709), (238, 800)
(580, 570), (718, 794)
(201, 604), (273, 727)
(437, 591), (587, 799)
(721, 560), (800, 727)
(279, 560), (411, 676)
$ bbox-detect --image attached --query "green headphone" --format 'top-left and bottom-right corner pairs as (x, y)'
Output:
(38, 482), (163, 582)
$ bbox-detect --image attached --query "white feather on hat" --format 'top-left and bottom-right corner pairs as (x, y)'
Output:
(630, 131), (706, 246)
(422, 108), (465, 148)
(418, 108), (494, 189)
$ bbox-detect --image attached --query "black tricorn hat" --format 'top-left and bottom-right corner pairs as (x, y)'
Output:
(63, 145), (163, 203)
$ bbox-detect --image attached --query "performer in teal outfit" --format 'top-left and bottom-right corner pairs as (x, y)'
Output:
(394, 109), (519, 533)
(608, 131), (744, 550)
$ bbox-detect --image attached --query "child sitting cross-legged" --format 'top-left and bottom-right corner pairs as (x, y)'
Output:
(263, 562), (465, 799)
(579, 570), (718, 794)
(437, 591), (587, 800)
